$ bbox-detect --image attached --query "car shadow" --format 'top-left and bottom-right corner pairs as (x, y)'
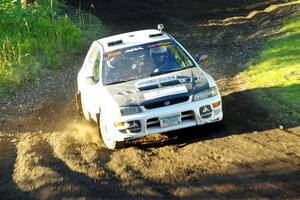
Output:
(11, 131), (300, 199)
(0, 137), (36, 200)
(129, 84), (300, 149)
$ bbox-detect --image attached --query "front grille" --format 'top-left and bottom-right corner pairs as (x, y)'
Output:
(181, 111), (194, 120)
(146, 118), (160, 128)
(144, 96), (189, 110)
(146, 110), (195, 129)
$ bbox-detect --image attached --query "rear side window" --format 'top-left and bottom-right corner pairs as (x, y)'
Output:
(86, 47), (100, 82)
(93, 52), (100, 82)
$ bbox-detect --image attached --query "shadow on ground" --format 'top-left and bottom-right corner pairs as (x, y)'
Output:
(1, 1), (300, 199)
(7, 85), (300, 199)
(126, 84), (300, 149)
(0, 135), (35, 200)
(10, 129), (300, 199)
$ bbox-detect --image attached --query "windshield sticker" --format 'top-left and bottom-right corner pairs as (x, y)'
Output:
(144, 86), (188, 101)
(125, 47), (144, 53)
(147, 41), (172, 48)
(89, 48), (99, 63)
(107, 51), (121, 59)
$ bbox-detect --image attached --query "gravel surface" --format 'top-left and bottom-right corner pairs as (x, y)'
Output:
(1, 1), (299, 199)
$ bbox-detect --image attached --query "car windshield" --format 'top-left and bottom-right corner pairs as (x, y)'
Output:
(102, 40), (195, 85)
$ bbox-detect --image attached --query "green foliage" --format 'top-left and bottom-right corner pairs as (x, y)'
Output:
(0, 0), (82, 93)
(241, 9), (300, 122)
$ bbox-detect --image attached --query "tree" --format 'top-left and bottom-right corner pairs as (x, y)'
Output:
(21, 0), (36, 6)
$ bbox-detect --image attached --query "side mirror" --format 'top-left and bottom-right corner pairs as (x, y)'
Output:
(85, 76), (96, 85)
(195, 53), (209, 64)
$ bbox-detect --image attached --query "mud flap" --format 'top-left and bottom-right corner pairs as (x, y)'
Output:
(75, 91), (83, 115)
(96, 113), (100, 135)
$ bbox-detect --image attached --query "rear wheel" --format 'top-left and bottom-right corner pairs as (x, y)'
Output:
(99, 113), (124, 150)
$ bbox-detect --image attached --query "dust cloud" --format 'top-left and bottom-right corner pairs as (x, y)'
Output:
(12, 120), (112, 198)
(11, 125), (300, 199)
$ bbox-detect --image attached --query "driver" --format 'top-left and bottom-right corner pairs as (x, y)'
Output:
(150, 46), (169, 71)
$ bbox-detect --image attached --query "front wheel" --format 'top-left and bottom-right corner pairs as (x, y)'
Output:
(99, 113), (124, 150)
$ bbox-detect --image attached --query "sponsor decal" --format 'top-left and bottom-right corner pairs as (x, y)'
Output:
(107, 51), (121, 59)
(125, 47), (144, 53)
(203, 106), (210, 113)
(147, 41), (172, 48)
(89, 48), (99, 63)
(129, 121), (139, 128)
(200, 105), (212, 115)
(144, 86), (188, 100)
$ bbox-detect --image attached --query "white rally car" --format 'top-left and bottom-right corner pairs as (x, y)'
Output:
(76, 25), (223, 149)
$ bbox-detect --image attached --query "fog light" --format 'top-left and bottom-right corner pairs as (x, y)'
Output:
(115, 122), (124, 127)
(115, 120), (142, 133)
(121, 120), (142, 133)
(214, 108), (220, 116)
(212, 101), (221, 107)
(125, 120), (141, 129)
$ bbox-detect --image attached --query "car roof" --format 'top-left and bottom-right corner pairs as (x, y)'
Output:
(97, 29), (172, 53)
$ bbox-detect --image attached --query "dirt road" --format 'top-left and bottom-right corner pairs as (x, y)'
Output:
(1, 0), (300, 199)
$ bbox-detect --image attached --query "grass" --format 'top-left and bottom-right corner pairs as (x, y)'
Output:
(241, 8), (300, 123)
(0, 0), (102, 95)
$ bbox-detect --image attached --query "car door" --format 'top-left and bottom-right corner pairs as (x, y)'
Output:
(81, 44), (101, 120)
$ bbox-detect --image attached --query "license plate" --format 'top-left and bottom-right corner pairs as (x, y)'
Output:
(160, 114), (181, 128)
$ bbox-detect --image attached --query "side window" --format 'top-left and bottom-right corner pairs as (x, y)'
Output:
(93, 55), (100, 82)
(86, 47), (100, 82)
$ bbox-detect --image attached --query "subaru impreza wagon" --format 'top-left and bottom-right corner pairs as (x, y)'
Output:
(76, 25), (223, 149)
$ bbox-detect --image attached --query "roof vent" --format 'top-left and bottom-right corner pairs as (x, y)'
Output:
(149, 33), (164, 38)
(107, 40), (123, 46)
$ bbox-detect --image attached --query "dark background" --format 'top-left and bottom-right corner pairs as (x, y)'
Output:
(65, 0), (285, 27)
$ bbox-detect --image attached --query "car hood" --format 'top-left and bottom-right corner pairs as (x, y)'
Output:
(104, 67), (210, 107)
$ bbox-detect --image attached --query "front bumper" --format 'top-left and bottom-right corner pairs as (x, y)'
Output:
(105, 95), (223, 141)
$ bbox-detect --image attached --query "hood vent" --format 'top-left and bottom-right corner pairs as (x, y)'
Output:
(138, 84), (159, 91)
(160, 79), (180, 87)
(138, 79), (181, 91)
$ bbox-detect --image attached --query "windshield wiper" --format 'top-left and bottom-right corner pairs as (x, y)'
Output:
(148, 66), (195, 77)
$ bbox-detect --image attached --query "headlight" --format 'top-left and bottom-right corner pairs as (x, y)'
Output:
(119, 106), (142, 116)
(193, 86), (218, 101)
